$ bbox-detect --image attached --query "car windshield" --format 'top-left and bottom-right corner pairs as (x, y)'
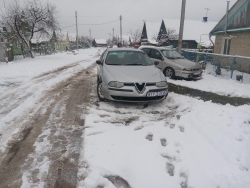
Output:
(161, 50), (183, 59)
(105, 51), (153, 66)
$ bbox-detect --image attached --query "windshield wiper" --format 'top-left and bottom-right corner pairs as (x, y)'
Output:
(167, 57), (176, 59)
(125, 63), (143, 65)
(106, 63), (121, 65)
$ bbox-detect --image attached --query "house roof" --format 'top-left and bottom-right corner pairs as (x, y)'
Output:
(145, 19), (217, 45)
(210, 0), (250, 35)
(95, 39), (107, 44)
(31, 32), (52, 44)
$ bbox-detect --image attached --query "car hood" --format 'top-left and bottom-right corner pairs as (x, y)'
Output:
(171, 58), (201, 69)
(104, 65), (163, 83)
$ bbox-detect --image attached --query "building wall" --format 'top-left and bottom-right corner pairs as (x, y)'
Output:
(214, 31), (250, 57)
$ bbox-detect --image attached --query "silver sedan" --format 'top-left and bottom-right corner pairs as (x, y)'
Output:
(139, 46), (202, 79)
(96, 48), (168, 102)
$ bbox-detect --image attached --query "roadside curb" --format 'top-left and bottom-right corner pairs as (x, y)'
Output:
(168, 83), (250, 106)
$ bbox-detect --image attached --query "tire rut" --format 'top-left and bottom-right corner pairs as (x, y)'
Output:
(0, 64), (96, 188)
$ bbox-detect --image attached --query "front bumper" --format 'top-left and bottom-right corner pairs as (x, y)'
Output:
(102, 85), (168, 102)
(178, 70), (202, 78)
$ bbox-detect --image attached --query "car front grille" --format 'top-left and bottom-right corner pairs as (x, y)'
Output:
(111, 95), (165, 101)
(123, 82), (156, 86)
(191, 68), (200, 71)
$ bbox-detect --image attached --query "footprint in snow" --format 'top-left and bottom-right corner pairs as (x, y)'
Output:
(160, 138), (167, 146)
(166, 162), (175, 176)
(180, 171), (189, 188)
(170, 124), (175, 129)
(179, 125), (185, 132)
(239, 165), (249, 171)
(235, 135), (244, 141)
(146, 134), (153, 141)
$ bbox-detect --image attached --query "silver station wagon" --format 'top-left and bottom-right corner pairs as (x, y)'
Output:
(139, 46), (202, 79)
(96, 48), (168, 102)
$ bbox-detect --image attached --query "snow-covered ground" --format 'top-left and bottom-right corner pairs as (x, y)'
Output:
(168, 64), (250, 98)
(0, 48), (249, 188)
(0, 48), (101, 91)
(0, 48), (103, 153)
(78, 93), (250, 188)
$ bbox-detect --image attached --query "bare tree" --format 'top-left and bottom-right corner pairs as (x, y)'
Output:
(79, 36), (92, 48)
(128, 29), (142, 44)
(151, 28), (179, 41)
(0, 0), (59, 58)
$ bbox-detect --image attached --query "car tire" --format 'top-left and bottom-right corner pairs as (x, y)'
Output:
(97, 74), (100, 83)
(164, 67), (175, 79)
(97, 81), (106, 101)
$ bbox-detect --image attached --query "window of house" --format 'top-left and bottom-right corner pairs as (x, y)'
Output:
(221, 38), (231, 55)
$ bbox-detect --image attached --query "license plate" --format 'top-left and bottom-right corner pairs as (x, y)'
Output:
(147, 91), (167, 97)
(193, 72), (200, 75)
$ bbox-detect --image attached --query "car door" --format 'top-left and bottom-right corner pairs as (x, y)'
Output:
(148, 49), (164, 70)
(98, 50), (107, 80)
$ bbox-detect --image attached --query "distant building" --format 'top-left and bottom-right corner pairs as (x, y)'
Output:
(169, 40), (198, 49)
(210, 0), (250, 57)
(93, 39), (107, 47)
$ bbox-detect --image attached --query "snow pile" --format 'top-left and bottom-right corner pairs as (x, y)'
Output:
(78, 93), (250, 188)
(0, 48), (102, 90)
(167, 64), (250, 98)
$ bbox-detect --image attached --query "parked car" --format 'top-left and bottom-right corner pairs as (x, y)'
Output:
(96, 48), (168, 102)
(139, 46), (202, 79)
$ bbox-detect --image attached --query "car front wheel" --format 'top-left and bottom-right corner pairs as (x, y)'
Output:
(97, 81), (105, 101)
(164, 68), (175, 79)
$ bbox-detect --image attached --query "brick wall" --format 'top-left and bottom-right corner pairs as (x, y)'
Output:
(214, 31), (250, 57)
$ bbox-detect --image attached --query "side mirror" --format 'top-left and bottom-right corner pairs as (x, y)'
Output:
(96, 60), (103, 65)
(154, 61), (159, 65)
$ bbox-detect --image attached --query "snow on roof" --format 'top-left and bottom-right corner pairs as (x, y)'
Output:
(68, 33), (76, 42)
(146, 19), (218, 46)
(56, 30), (68, 41)
(31, 32), (52, 43)
(95, 39), (107, 44)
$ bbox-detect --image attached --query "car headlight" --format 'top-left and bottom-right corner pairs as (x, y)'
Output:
(183, 68), (192, 71)
(156, 81), (168, 87)
(108, 81), (124, 88)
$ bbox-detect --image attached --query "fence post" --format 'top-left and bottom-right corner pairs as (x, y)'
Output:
(204, 54), (207, 68)
(230, 56), (236, 79)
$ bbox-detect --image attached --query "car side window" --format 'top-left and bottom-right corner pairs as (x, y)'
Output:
(100, 50), (107, 62)
(149, 49), (163, 60)
(141, 48), (150, 56)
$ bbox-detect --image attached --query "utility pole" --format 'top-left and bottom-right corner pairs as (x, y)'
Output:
(3, 0), (5, 8)
(178, 0), (186, 54)
(112, 28), (114, 46)
(120, 15), (122, 44)
(89, 28), (91, 38)
(75, 11), (79, 51)
(225, 1), (230, 34)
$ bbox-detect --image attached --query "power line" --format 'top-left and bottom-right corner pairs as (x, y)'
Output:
(78, 19), (119, 26)
(123, 19), (140, 28)
(61, 24), (76, 29)
(61, 19), (119, 29)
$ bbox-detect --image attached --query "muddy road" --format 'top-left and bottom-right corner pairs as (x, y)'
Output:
(0, 61), (98, 188)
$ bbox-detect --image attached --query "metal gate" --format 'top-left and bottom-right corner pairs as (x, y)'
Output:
(0, 42), (6, 62)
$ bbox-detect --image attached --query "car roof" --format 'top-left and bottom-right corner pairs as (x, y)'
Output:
(106, 48), (143, 52)
(139, 45), (171, 51)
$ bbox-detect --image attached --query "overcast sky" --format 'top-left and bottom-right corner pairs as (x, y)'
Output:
(1, 0), (238, 39)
